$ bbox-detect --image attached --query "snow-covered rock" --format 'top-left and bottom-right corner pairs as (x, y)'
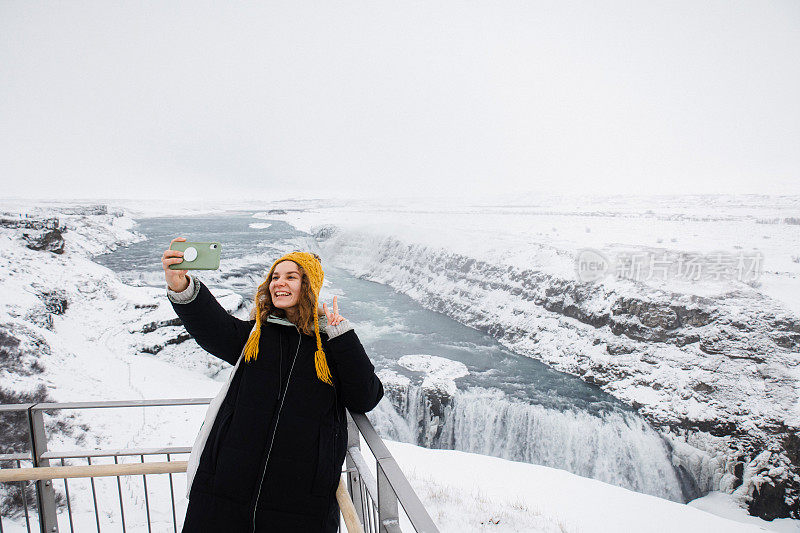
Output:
(398, 354), (469, 396)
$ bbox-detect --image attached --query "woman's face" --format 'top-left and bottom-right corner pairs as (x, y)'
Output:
(269, 260), (303, 310)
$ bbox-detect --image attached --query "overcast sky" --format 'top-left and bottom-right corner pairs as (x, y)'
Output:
(1, 1), (798, 201)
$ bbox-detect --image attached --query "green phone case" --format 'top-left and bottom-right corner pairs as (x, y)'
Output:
(169, 241), (222, 270)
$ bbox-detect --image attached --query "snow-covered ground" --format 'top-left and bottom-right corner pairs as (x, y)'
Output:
(389, 441), (799, 533)
(1, 197), (799, 531)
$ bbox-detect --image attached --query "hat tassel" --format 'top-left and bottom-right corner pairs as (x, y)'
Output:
(313, 304), (333, 386)
(243, 311), (261, 363)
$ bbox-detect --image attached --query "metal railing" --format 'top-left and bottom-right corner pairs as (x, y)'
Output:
(345, 412), (438, 533)
(0, 399), (439, 533)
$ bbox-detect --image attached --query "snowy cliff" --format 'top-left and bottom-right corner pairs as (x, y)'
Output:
(269, 195), (800, 520)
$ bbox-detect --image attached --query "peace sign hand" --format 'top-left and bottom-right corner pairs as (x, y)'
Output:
(322, 296), (345, 327)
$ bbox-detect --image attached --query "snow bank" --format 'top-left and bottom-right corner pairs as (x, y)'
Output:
(386, 440), (785, 532)
(398, 354), (469, 396)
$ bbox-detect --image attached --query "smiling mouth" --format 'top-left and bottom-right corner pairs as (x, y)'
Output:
(274, 292), (291, 297)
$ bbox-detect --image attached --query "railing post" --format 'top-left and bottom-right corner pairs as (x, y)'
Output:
(345, 413), (365, 529)
(377, 462), (401, 533)
(28, 407), (59, 533)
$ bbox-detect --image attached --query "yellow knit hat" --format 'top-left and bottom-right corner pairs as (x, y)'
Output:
(243, 251), (333, 386)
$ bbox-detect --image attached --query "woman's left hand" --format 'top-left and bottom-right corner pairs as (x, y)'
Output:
(322, 296), (345, 326)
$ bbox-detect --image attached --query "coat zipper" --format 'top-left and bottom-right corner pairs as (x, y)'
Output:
(251, 330), (301, 532)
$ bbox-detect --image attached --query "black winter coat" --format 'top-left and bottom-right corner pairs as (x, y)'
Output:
(171, 281), (384, 532)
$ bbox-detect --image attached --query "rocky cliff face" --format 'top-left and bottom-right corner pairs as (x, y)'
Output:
(315, 227), (800, 520)
(22, 228), (66, 254)
(1, 214), (66, 254)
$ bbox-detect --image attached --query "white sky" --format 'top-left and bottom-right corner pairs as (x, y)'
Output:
(1, 1), (798, 201)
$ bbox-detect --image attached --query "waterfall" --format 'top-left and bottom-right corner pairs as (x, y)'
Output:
(370, 382), (687, 502)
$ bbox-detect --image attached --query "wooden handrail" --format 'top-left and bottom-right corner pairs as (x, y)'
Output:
(0, 461), (188, 482)
(337, 475), (366, 533)
(0, 463), (365, 533)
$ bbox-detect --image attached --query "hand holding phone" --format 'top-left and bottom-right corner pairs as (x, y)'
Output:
(162, 238), (222, 293)
(168, 240), (221, 270)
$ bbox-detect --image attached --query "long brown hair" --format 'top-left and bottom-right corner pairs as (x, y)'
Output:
(250, 261), (317, 337)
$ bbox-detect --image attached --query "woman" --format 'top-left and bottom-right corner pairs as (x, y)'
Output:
(162, 237), (384, 532)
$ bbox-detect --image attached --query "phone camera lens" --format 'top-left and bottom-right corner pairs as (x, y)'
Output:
(210, 244), (218, 250)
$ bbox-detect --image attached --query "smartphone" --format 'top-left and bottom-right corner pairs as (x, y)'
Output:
(169, 241), (222, 270)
